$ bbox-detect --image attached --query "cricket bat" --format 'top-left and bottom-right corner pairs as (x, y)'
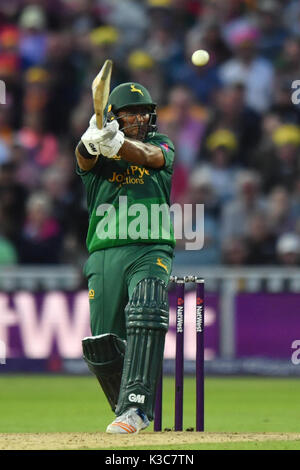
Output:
(92, 59), (113, 129)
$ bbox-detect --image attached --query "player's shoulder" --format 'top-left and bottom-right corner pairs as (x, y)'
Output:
(146, 132), (175, 152)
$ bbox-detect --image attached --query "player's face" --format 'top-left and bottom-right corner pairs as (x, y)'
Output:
(117, 106), (150, 140)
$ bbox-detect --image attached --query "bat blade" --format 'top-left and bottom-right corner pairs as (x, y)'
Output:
(92, 59), (113, 129)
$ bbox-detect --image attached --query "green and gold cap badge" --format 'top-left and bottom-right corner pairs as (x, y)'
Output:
(108, 82), (156, 112)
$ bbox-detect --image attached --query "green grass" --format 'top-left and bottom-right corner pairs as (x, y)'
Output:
(0, 375), (300, 448)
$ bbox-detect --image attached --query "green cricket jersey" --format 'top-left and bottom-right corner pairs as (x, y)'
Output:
(76, 132), (175, 253)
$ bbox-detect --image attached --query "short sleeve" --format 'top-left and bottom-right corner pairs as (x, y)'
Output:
(148, 134), (175, 173)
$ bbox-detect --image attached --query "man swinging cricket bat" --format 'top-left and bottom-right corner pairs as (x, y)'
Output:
(75, 59), (176, 434)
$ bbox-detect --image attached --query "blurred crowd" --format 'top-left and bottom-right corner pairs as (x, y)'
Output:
(1, 0), (300, 267)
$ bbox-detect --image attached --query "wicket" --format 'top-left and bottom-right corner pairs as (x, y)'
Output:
(154, 276), (205, 432)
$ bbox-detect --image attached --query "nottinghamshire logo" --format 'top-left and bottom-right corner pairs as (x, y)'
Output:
(89, 289), (95, 299)
(156, 258), (168, 273)
(130, 84), (144, 96)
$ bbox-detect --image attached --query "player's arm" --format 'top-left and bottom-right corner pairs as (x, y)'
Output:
(118, 139), (165, 169)
(75, 141), (99, 171)
(78, 118), (165, 170)
(76, 114), (105, 171)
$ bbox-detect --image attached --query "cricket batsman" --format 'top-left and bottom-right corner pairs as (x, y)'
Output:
(75, 81), (175, 433)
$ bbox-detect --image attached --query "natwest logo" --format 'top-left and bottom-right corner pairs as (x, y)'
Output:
(0, 292), (90, 359)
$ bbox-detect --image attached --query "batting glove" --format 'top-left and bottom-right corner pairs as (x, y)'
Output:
(81, 126), (102, 155)
(81, 118), (124, 157)
(100, 130), (125, 158)
(98, 119), (120, 141)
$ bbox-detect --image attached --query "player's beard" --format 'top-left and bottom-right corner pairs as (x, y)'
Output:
(134, 122), (148, 141)
(119, 116), (149, 141)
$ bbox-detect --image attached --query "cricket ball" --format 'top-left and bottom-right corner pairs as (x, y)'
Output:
(191, 49), (210, 66)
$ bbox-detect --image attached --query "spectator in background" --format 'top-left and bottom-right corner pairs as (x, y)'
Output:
(23, 66), (50, 115)
(18, 5), (48, 70)
(17, 192), (62, 264)
(290, 175), (300, 219)
(275, 36), (300, 86)
(202, 0), (248, 33)
(0, 25), (20, 81)
(256, 0), (287, 62)
(0, 100), (14, 147)
(249, 110), (281, 179)
(284, 0), (300, 37)
(267, 186), (298, 236)
(88, 25), (128, 87)
(17, 112), (59, 189)
(42, 166), (73, 228)
(145, 23), (183, 73)
(0, 24), (22, 129)
(44, 30), (80, 135)
(270, 79), (300, 126)
(158, 84), (208, 202)
(186, 166), (221, 220)
(0, 46), (19, 143)
(255, 124), (300, 192)
(202, 128), (241, 203)
(168, 25), (223, 104)
(99, 0), (148, 50)
(0, 139), (9, 165)
(222, 237), (249, 266)
(173, 167), (221, 266)
(127, 50), (164, 105)
(190, 19), (232, 65)
(41, 160), (88, 266)
(220, 21), (274, 113)
(0, 162), (27, 242)
(276, 232), (300, 266)
(203, 83), (261, 166)
(245, 211), (277, 265)
(220, 170), (266, 240)
(41, 156), (87, 236)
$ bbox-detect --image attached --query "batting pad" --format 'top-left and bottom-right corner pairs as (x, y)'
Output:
(115, 278), (169, 420)
(82, 333), (126, 411)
